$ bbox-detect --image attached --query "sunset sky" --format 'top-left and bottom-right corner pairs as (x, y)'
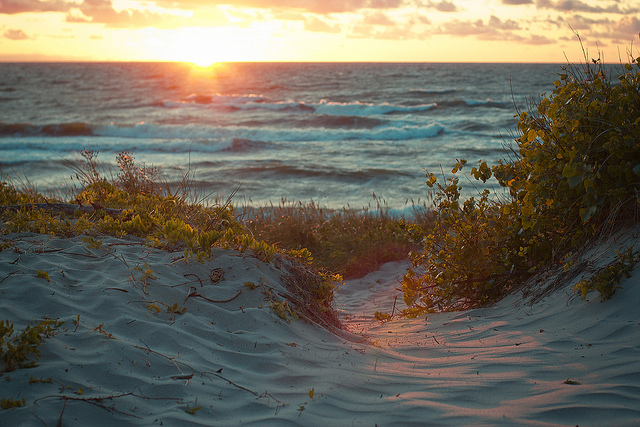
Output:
(0, 0), (638, 63)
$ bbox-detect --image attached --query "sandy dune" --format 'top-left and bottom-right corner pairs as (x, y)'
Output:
(1, 231), (639, 426)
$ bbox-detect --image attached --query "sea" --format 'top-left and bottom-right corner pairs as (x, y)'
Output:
(0, 62), (567, 211)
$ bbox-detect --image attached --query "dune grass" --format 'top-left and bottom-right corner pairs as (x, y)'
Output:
(242, 198), (432, 279)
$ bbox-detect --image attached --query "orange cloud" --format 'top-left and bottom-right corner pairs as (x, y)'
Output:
(428, 0), (459, 12)
(0, 0), (72, 14)
(67, 0), (188, 28)
(536, 0), (639, 14)
(304, 16), (341, 33)
(155, 0), (406, 14)
(3, 28), (30, 39)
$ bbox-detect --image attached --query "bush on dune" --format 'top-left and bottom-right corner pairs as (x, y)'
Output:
(0, 150), (340, 329)
(402, 51), (640, 316)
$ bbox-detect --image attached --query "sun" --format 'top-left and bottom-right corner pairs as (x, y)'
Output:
(141, 25), (276, 64)
(155, 28), (223, 66)
(189, 57), (217, 68)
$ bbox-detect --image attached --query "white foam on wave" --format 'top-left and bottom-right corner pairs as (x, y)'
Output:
(89, 121), (448, 143)
(164, 93), (437, 116)
(314, 99), (437, 116)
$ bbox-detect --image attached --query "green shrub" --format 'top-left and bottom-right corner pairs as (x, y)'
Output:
(1, 319), (64, 374)
(402, 53), (640, 316)
(574, 247), (639, 301)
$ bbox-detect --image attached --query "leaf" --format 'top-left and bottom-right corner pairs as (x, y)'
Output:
(567, 175), (583, 188)
(308, 388), (314, 399)
(579, 205), (597, 222)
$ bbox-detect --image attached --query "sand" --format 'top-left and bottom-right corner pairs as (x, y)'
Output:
(1, 231), (639, 426)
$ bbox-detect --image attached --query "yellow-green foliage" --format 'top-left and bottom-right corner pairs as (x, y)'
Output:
(36, 270), (50, 282)
(574, 248), (639, 301)
(1, 397), (26, 410)
(1, 319), (64, 374)
(0, 151), (270, 262)
(0, 182), (45, 206)
(403, 55), (640, 315)
(270, 299), (299, 322)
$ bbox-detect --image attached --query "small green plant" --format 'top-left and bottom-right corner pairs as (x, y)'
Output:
(135, 263), (157, 294)
(574, 248), (639, 301)
(146, 302), (187, 320)
(1, 319), (64, 374)
(185, 401), (202, 415)
(147, 303), (161, 313)
(270, 300), (298, 322)
(36, 270), (50, 282)
(82, 236), (103, 250)
(374, 311), (392, 322)
(0, 397), (26, 410)
(244, 281), (258, 290)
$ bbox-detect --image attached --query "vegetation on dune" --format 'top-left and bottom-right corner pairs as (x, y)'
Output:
(402, 51), (640, 316)
(244, 199), (431, 279)
(0, 150), (339, 331)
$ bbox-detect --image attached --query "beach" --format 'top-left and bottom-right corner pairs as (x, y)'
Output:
(1, 230), (639, 426)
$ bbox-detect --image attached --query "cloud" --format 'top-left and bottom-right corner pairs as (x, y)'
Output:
(427, 0), (459, 12)
(3, 28), (30, 39)
(64, 0), (185, 28)
(536, 0), (640, 14)
(348, 10), (431, 40)
(553, 13), (640, 43)
(362, 11), (395, 26)
(0, 0), (73, 14)
(612, 15), (640, 37)
(164, 0), (414, 15)
(303, 16), (341, 33)
(502, 0), (533, 4)
(523, 33), (554, 44)
(560, 13), (611, 30)
(0, 0), (186, 28)
(437, 15), (521, 38)
(155, 0), (406, 14)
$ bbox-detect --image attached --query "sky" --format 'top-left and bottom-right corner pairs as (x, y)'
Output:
(0, 0), (638, 63)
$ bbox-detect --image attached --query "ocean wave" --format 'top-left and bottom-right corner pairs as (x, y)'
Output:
(408, 88), (457, 96)
(234, 163), (413, 182)
(313, 99), (437, 116)
(0, 121), (448, 143)
(465, 99), (512, 108)
(164, 93), (437, 116)
(0, 122), (93, 137)
(283, 115), (384, 130)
